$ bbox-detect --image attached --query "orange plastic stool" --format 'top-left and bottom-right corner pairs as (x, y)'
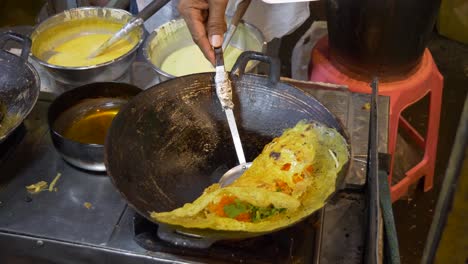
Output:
(309, 36), (444, 202)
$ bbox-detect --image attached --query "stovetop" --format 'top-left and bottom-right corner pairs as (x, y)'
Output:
(0, 74), (389, 263)
(133, 212), (319, 263)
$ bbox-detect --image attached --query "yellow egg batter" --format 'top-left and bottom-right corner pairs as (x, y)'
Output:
(47, 33), (134, 67)
(159, 45), (244, 77)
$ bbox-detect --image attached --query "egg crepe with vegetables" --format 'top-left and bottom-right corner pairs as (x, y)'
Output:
(151, 121), (349, 232)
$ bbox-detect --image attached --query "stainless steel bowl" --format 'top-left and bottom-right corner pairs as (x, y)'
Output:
(143, 18), (266, 81)
(48, 82), (142, 171)
(31, 7), (144, 86)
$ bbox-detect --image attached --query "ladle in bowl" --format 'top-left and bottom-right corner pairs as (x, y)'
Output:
(213, 47), (252, 187)
(88, 0), (169, 59)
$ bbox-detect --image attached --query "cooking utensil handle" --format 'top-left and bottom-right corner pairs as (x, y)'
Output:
(378, 169), (401, 264)
(231, 51), (280, 84)
(222, 0), (251, 50)
(365, 77), (381, 264)
(225, 108), (247, 165)
(136, 0), (170, 21)
(231, 0), (251, 27)
(0, 31), (31, 60)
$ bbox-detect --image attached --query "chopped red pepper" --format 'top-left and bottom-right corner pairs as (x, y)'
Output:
(208, 195), (236, 217)
(274, 179), (292, 195)
(235, 212), (252, 222)
(281, 163), (291, 171)
(293, 173), (304, 183)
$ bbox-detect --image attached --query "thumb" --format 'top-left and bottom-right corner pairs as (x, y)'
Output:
(207, 0), (228, 47)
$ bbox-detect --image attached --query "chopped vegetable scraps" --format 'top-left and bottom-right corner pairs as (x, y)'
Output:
(208, 195), (236, 217)
(362, 102), (371, 110)
(26, 181), (48, 194)
(328, 149), (339, 168)
(280, 163), (291, 171)
(293, 173), (304, 183)
(25, 172), (63, 194)
(274, 179), (292, 195)
(48, 173), (62, 192)
(207, 195), (286, 223)
(223, 199), (250, 219)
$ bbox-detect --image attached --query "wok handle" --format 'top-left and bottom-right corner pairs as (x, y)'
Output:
(0, 31), (31, 60)
(230, 51), (280, 84)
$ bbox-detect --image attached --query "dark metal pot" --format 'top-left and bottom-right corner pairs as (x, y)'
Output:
(105, 52), (351, 247)
(48, 82), (142, 171)
(326, 0), (441, 76)
(0, 32), (40, 143)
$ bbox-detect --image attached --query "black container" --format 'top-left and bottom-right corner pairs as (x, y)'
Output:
(48, 82), (142, 171)
(326, 0), (441, 77)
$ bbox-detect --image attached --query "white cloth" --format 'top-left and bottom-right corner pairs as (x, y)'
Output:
(291, 21), (327, 80)
(136, 0), (310, 42)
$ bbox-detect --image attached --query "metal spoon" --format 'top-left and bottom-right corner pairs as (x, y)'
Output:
(88, 0), (169, 59)
(212, 47), (252, 187)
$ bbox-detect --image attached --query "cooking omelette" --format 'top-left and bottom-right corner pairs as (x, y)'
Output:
(47, 33), (134, 67)
(151, 121), (349, 232)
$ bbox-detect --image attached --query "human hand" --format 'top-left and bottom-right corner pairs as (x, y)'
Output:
(178, 0), (229, 65)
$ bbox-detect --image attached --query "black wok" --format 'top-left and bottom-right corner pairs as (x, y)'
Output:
(0, 32), (40, 142)
(105, 52), (351, 247)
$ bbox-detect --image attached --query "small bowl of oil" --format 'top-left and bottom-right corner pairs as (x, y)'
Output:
(48, 82), (141, 171)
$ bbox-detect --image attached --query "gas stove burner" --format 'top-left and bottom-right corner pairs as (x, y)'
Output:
(132, 212), (318, 263)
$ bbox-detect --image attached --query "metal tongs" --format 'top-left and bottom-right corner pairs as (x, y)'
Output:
(213, 47), (251, 186)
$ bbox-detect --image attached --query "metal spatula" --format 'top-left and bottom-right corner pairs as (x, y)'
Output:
(213, 47), (251, 186)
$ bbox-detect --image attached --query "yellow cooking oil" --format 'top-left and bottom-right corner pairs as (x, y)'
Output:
(62, 107), (119, 145)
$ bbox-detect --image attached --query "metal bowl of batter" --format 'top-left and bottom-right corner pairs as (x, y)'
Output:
(30, 7), (144, 86)
(143, 18), (266, 81)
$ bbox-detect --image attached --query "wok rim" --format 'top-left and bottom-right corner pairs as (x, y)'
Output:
(0, 50), (40, 142)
